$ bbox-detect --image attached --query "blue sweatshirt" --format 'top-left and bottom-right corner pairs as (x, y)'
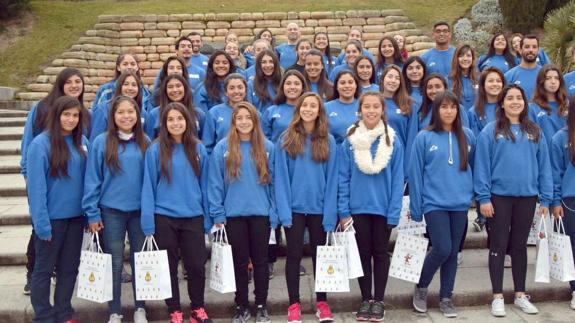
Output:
(329, 64), (352, 83)
(416, 103), (470, 131)
(529, 102), (567, 149)
(247, 80), (277, 113)
(276, 43), (298, 70)
(262, 103), (295, 142)
(409, 129), (475, 221)
(564, 71), (575, 97)
(89, 100), (150, 142)
(504, 65), (542, 100)
(421, 47), (456, 78)
(202, 102), (234, 153)
(448, 75), (478, 110)
(410, 87), (423, 107)
(93, 80), (153, 111)
(474, 122), (553, 206)
(478, 54), (513, 73)
(27, 132), (89, 239)
(140, 142), (209, 235)
(245, 65), (256, 82)
(274, 134), (338, 231)
(325, 99), (359, 144)
(551, 129), (575, 205)
(384, 98), (418, 176)
(194, 81), (226, 114)
(335, 49), (375, 66)
(468, 103), (497, 136)
(20, 102), (40, 179)
(208, 139), (278, 227)
(191, 54), (209, 71)
(360, 83), (379, 94)
(337, 133), (404, 225)
(144, 106), (205, 140)
(83, 133), (147, 223)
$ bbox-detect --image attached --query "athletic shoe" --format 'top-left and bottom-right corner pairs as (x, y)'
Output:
(504, 255), (512, 268)
(133, 308), (148, 323)
(315, 301), (334, 322)
(473, 218), (485, 232)
(355, 301), (371, 321)
(23, 277), (31, 295)
(439, 298), (458, 318)
(570, 291), (575, 310)
(491, 297), (506, 317)
(412, 286), (428, 313)
(268, 263), (274, 280)
(287, 302), (302, 323)
(369, 301), (385, 322)
(514, 295), (539, 314)
(256, 305), (271, 323)
(190, 307), (212, 323)
(299, 265), (307, 276)
(170, 311), (184, 323)
(457, 253), (463, 266)
(107, 314), (122, 323)
(121, 270), (132, 283)
(232, 306), (251, 323)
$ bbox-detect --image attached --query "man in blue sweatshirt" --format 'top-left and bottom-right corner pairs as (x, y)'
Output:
(504, 35), (542, 101)
(276, 22), (301, 70)
(187, 32), (209, 71)
(421, 21), (456, 78)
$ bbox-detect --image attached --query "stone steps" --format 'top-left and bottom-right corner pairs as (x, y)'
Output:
(0, 174), (26, 197)
(0, 110), (27, 118)
(0, 141), (21, 156)
(0, 127), (23, 140)
(0, 155), (21, 175)
(0, 101), (35, 111)
(0, 118), (26, 127)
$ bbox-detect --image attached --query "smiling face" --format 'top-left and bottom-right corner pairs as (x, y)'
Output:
(260, 54), (275, 77)
(337, 73), (357, 101)
(63, 75), (83, 99)
(543, 70), (561, 95)
(189, 35), (203, 54)
(348, 29), (362, 42)
(118, 55), (138, 74)
(438, 100), (458, 129)
(406, 61), (424, 84)
(60, 107), (81, 135)
(360, 95), (383, 129)
(225, 33), (239, 44)
(287, 23), (300, 42)
(297, 41), (312, 63)
(234, 107), (254, 139)
(114, 100), (138, 133)
(314, 33), (328, 50)
(426, 77), (445, 101)
(167, 59), (184, 76)
(502, 88), (525, 121)
(166, 109), (186, 141)
(393, 34), (405, 49)
(225, 42), (240, 60)
(299, 95), (320, 124)
(260, 30), (273, 44)
(345, 44), (360, 65)
(305, 55), (323, 81)
(458, 49), (473, 70)
(225, 78), (247, 105)
(177, 40), (193, 59)
(512, 36), (522, 53)
(484, 72), (503, 98)
(382, 68), (401, 94)
(356, 58), (373, 83)
(493, 35), (507, 53)
(380, 39), (395, 59)
(433, 24), (451, 46)
(166, 79), (185, 102)
(283, 75), (304, 102)
(213, 54), (231, 78)
(521, 38), (539, 63)
(120, 75), (139, 99)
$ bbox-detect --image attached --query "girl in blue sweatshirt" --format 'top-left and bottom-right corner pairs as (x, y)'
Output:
(329, 40), (362, 82)
(140, 102), (212, 323)
(375, 36), (404, 84)
(27, 96), (89, 323)
(313, 32), (335, 76)
(530, 65), (569, 149)
(325, 71), (360, 144)
(477, 33), (517, 73)
(550, 99), (575, 310)
(20, 67), (85, 295)
(247, 49), (281, 113)
(410, 91), (475, 318)
(354, 55), (379, 94)
(202, 73), (248, 153)
(262, 70), (309, 142)
(402, 56), (427, 107)
(417, 74), (470, 131)
(338, 91), (404, 322)
(474, 84), (553, 317)
(448, 45), (479, 111)
(194, 50), (237, 113)
(274, 93), (338, 323)
(303, 49), (334, 101)
(208, 102), (276, 323)
(83, 96), (149, 323)
(151, 56), (191, 107)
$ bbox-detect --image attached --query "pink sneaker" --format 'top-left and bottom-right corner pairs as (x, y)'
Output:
(287, 302), (302, 323)
(170, 311), (184, 323)
(316, 301), (334, 322)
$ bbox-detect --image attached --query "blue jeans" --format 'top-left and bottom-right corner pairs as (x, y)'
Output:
(31, 216), (85, 323)
(560, 197), (575, 291)
(417, 210), (467, 299)
(101, 207), (146, 315)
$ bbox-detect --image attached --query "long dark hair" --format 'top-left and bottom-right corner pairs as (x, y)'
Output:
(274, 70), (309, 105)
(159, 74), (199, 129)
(114, 53), (140, 79)
(347, 91), (392, 146)
(478, 33), (516, 69)
(313, 32), (333, 67)
(112, 71), (144, 109)
(353, 55), (376, 85)
(304, 49), (334, 100)
(254, 49), (282, 106)
(105, 96), (148, 173)
(205, 50), (236, 103)
(377, 36), (404, 70)
(420, 73), (447, 122)
(255, 28), (275, 47)
(402, 56), (427, 94)
(380, 64), (413, 115)
(332, 70), (360, 100)
(46, 96), (88, 178)
(34, 68), (85, 136)
(449, 44), (479, 102)
(158, 102), (201, 182)
(158, 56), (190, 90)
(532, 64), (569, 116)
(567, 98), (575, 164)
(475, 67), (505, 120)
(428, 91), (469, 171)
(495, 84), (540, 143)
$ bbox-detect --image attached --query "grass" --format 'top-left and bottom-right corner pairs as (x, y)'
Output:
(0, 0), (475, 88)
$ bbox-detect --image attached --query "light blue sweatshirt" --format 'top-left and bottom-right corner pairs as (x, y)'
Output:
(360, 83), (379, 94)
(262, 103), (295, 142)
(551, 129), (575, 206)
(478, 54), (514, 73)
(337, 133), (404, 225)
(529, 102), (567, 149)
(247, 80), (277, 113)
(202, 102), (234, 153)
(504, 65), (542, 100)
(143, 106), (205, 140)
(194, 81), (226, 114)
(325, 99), (359, 144)
(448, 75), (478, 110)
(276, 43), (297, 70)
(384, 98), (418, 177)
(468, 103), (497, 136)
(410, 87), (423, 107)
(208, 139), (278, 227)
(140, 141), (209, 235)
(564, 71), (575, 97)
(409, 129), (475, 221)
(421, 47), (456, 78)
(89, 100), (149, 142)
(20, 102), (40, 179)
(274, 134), (338, 231)
(474, 122), (553, 206)
(27, 132), (89, 239)
(329, 64), (352, 83)
(83, 133), (147, 224)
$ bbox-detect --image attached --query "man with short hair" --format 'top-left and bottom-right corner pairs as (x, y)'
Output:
(187, 32), (209, 70)
(275, 22), (301, 70)
(504, 35), (543, 101)
(334, 28), (375, 66)
(421, 21), (456, 78)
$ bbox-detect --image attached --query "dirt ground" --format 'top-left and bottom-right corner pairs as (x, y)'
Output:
(0, 11), (36, 55)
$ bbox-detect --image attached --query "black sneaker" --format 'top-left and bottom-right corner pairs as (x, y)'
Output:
(369, 301), (385, 322)
(355, 300), (371, 321)
(299, 265), (307, 276)
(473, 218), (485, 232)
(255, 305), (271, 323)
(23, 277), (31, 295)
(268, 263), (274, 280)
(232, 306), (250, 323)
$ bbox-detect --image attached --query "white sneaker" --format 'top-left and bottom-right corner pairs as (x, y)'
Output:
(133, 308), (148, 323)
(570, 292), (575, 310)
(514, 295), (539, 314)
(504, 255), (512, 268)
(107, 313), (123, 323)
(491, 297), (506, 317)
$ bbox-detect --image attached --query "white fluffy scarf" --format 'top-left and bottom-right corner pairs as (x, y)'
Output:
(348, 120), (395, 174)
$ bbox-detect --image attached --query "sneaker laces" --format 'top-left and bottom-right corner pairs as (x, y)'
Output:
(416, 288), (427, 299)
(441, 299), (455, 309)
(316, 301), (333, 317)
(359, 301), (371, 313)
(194, 308), (209, 320)
(170, 311), (183, 323)
(371, 301), (385, 314)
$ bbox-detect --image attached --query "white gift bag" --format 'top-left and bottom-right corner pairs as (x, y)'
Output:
(534, 216), (550, 283)
(389, 232), (428, 283)
(76, 232), (113, 303)
(209, 227), (236, 293)
(397, 196), (427, 235)
(134, 236), (172, 300)
(334, 222), (363, 279)
(528, 205), (552, 245)
(549, 218), (575, 282)
(315, 232), (350, 292)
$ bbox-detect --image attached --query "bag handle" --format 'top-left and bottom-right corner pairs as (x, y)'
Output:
(88, 232), (103, 253)
(556, 217), (566, 235)
(325, 231), (341, 246)
(213, 226), (229, 245)
(537, 215), (548, 239)
(140, 235), (161, 252)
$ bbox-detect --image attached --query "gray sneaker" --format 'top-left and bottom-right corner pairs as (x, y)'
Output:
(255, 305), (271, 323)
(232, 306), (250, 323)
(439, 298), (458, 318)
(413, 286), (428, 313)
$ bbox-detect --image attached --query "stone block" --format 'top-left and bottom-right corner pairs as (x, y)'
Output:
(255, 20), (280, 28)
(310, 11), (333, 19)
(192, 13), (205, 21)
(335, 11), (346, 19)
(207, 21), (231, 29)
(252, 12), (264, 20)
(88, 60), (107, 69)
(182, 21), (206, 29)
(98, 15), (122, 23)
(144, 23), (157, 30)
(383, 15), (410, 24)
(142, 77), (155, 85)
(202, 36), (213, 42)
(358, 10), (381, 18)
(122, 15), (145, 22)
(95, 30), (119, 38)
(63, 59), (89, 68)
(157, 22), (181, 30)
(169, 14), (193, 21)
(362, 32), (384, 40)
(138, 38), (151, 46)
(142, 45), (156, 54)
(364, 40), (380, 49)
(231, 20), (255, 28)
(410, 42), (434, 51)
(95, 53), (117, 62)
(264, 12), (287, 20)
(216, 13), (240, 21)
(143, 30), (166, 38)
(120, 22), (144, 31)
(239, 13), (253, 20)
(98, 69), (115, 77)
(318, 19), (342, 27)
(143, 15), (157, 22)
(51, 58), (64, 66)
(300, 27), (315, 35)
(212, 36), (225, 43)
(85, 30), (97, 37)
(153, 59), (167, 68)
(328, 34), (347, 42)
(204, 13), (216, 20)
(156, 45), (171, 53)
(342, 18), (366, 26)
(204, 29), (216, 36)
(18, 92), (48, 100)
(139, 62), (152, 70)
(395, 28), (423, 37)
(181, 29), (204, 36)
(238, 36), (252, 43)
(215, 29), (229, 36)
(103, 61), (116, 69)
(327, 26), (351, 34)
(119, 38), (139, 46)
(94, 23), (120, 31)
(280, 20), (304, 27)
(27, 83), (53, 92)
(385, 22), (415, 32)
(123, 46), (144, 54)
(381, 9), (405, 17)
(36, 75), (50, 83)
(229, 28), (253, 36)
(167, 29), (180, 37)
(61, 51), (88, 60)
(157, 15), (169, 22)
(363, 25), (386, 33)
(151, 37), (175, 46)
(134, 54), (147, 62)
(120, 30), (142, 38)
(82, 44), (107, 53)
(366, 17), (386, 25)
(71, 45), (83, 51)
(287, 12), (298, 19)
(305, 19), (318, 27)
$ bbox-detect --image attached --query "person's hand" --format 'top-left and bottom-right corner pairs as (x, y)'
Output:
(538, 205), (549, 218)
(552, 205), (564, 219)
(215, 223), (225, 228)
(480, 203), (495, 218)
(89, 221), (104, 233)
(339, 217), (353, 230)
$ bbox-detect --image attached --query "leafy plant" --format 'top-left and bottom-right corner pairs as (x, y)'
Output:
(542, 0), (575, 72)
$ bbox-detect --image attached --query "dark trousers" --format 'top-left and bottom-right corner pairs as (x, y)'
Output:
(27, 228), (36, 278)
(154, 215), (207, 313)
(352, 214), (392, 302)
(226, 216), (270, 308)
(486, 195), (537, 294)
(31, 216), (85, 323)
(560, 197), (575, 291)
(284, 214), (326, 304)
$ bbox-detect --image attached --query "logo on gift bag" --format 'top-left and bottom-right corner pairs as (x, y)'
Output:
(145, 272), (151, 282)
(404, 254), (412, 266)
(553, 253), (558, 263)
(327, 265), (334, 275)
(89, 272), (95, 283)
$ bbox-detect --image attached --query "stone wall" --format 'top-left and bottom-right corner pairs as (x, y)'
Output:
(18, 10), (434, 104)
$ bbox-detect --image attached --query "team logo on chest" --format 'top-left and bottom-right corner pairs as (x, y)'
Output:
(429, 145), (438, 152)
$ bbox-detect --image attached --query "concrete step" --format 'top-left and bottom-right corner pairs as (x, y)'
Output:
(0, 249), (572, 323)
(0, 141), (21, 156)
(0, 109), (28, 118)
(0, 155), (21, 175)
(0, 127), (23, 140)
(0, 117), (26, 127)
(0, 174), (25, 197)
(0, 101), (35, 111)
(0, 197), (29, 226)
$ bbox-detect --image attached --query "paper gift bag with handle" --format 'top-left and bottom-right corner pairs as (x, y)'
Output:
(209, 227), (236, 293)
(76, 232), (113, 303)
(389, 232), (428, 283)
(549, 218), (575, 282)
(134, 235), (172, 300)
(315, 232), (350, 292)
(534, 215), (550, 283)
(334, 221), (363, 279)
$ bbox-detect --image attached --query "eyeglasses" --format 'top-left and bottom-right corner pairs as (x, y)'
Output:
(434, 29), (450, 34)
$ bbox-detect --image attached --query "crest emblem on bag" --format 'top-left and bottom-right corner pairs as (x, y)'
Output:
(145, 272), (151, 282)
(89, 272), (95, 283)
(327, 265), (335, 275)
(553, 253), (558, 263)
(404, 254), (412, 265)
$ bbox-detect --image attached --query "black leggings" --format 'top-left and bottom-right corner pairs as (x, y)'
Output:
(284, 214), (326, 305)
(486, 195), (537, 294)
(352, 214), (392, 302)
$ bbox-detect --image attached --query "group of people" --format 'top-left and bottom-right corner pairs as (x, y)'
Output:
(19, 17), (575, 323)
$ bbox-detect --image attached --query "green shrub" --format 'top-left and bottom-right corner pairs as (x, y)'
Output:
(499, 0), (547, 33)
(542, 0), (575, 72)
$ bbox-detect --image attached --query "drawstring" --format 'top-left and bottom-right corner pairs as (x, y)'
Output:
(448, 131), (454, 165)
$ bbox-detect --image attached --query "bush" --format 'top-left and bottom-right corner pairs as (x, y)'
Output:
(542, 0), (575, 72)
(0, 0), (30, 20)
(499, 0), (547, 34)
(471, 0), (504, 30)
